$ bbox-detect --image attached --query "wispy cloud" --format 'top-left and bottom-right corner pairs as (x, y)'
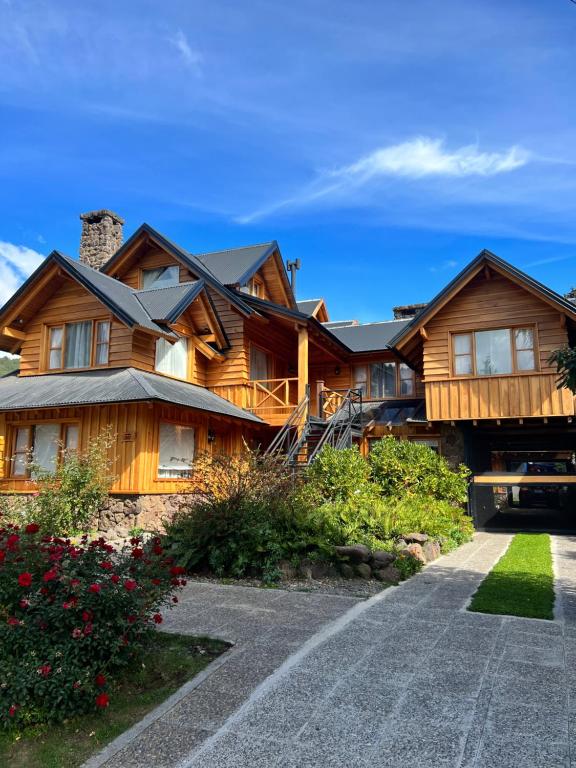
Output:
(0, 241), (44, 305)
(429, 259), (458, 273)
(168, 29), (203, 74)
(237, 137), (531, 223)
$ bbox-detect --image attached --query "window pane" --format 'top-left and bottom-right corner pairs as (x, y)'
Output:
(15, 427), (29, 452)
(142, 266), (179, 289)
(250, 346), (270, 381)
(514, 328), (533, 351)
(353, 365), (367, 395)
(454, 334), (471, 355)
(475, 329), (512, 375)
(516, 349), (535, 371)
(454, 355), (473, 375)
(13, 427), (29, 476)
(155, 337), (188, 379)
(97, 321), (110, 343)
(65, 424), (79, 452)
(370, 363), (396, 398)
(158, 423), (194, 478)
(65, 322), (92, 369)
(49, 327), (63, 369)
(95, 321), (110, 365)
(33, 424), (60, 473)
(399, 364), (414, 395)
(13, 454), (27, 477)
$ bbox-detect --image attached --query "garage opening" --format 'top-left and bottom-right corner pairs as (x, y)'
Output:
(470, 450), (576, 532)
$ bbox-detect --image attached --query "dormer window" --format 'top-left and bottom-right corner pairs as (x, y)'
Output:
(47, 320), (110, 370)
(142, 266), (179, 289)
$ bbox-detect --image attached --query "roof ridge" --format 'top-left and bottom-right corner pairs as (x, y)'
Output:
(195, 241), (275, 258)
(135, 281), (197, 295)
(126, 368), (158, 398)
(60, 254), (137, 295)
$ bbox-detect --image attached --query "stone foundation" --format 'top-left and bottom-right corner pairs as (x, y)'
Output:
(439, 423), (466, 468)
(97, 494), (191, 537)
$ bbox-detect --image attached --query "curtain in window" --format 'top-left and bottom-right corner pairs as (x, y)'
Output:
(370, 362), (396, 398)
(13, 427), (30, 477)
(155, 337), (188, 379)
(33, 424), (60, 473)
(49, 327), (63, 369)
(65, 322), (92, 369)
(95, 321), (110, 365)
(142, 266), (179, 288)
(250, 346), (270, 381)
(65, 424), (79, 453)
(158, 423), (195, 478)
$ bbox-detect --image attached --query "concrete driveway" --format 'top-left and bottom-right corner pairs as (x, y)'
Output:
(87, 533), (576, 768)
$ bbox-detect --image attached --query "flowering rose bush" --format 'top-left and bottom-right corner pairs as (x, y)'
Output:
(0, 521), (185, 727)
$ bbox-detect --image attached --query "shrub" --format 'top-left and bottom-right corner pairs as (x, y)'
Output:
(0, 431), (115, 536)
(164, 452), (321, 582)
(0, 522), (183, 727)
(382, 495), (474, 546)
(303, 446), (373, 504)
(368, 437), (469, 504)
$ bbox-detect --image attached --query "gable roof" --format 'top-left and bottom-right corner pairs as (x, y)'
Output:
(102, 224), (254, 317)
(0, 368), (263, 423)
(195, 242), (277, 286)
(328, 319), (410, 352)
(389, 249), (576, 350)
(134, 281), (204, 323)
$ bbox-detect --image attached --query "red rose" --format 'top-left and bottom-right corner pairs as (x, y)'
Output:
(124, 579), (137, 592)
(153, 544), (163, 555)
(95, 693), (109, 708)
(88, 584), (101, 594)
(82, 610), (92, 622)
(8, 705), (17, 717)
(70, 578), (81, 587)
(38, 664), (51, 677)
(172, 596), (179, 604)
(6, 534), (19, 550)
(170, 566), (186, 576)
(18, 572), (32, 587)
(95, 674), (107, 687)
(151, 578), (161, 586)
(153, 614), (163, 624)
(131, 548), (144, 559)
(110, 574), (120, 584)
(100, 561), (113, 570)
(0, 550), (5, 563)
(43, 569), (58, 582)
(19, 599), (30, 609)
(83, 622), (93, 636)
(127, 615), (137, 624)
(25, 523), (40, 534)
(7, 617), (20, 626)
(73, 681), (81, 690)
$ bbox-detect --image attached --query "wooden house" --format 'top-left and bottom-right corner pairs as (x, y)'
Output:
(0, 211), (575, 532)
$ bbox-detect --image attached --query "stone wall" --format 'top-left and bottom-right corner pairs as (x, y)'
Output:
(439, 423), (467, 468)
(79, 209), (124, 269)
(97, 494), (191, 537)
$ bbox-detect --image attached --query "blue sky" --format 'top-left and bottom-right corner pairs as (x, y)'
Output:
(1, 0), (576, 322)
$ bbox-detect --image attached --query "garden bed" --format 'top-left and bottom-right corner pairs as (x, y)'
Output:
(468, 533), (555, 620)
(0, 632), (228, 768)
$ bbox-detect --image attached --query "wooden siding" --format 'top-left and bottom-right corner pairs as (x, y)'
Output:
(422, 271), (575, 420)
(19, 278), (133, 376)
(0, 403), (257, 494)
(119, 247), (193, 289)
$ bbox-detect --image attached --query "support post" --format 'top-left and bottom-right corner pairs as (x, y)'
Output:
(297, 327), (309, 403)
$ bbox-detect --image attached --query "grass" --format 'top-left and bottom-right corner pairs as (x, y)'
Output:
(468, 533), (555, 620)
(0, 632), (229, 768)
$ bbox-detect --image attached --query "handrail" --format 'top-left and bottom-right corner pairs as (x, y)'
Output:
(265, 386), (310, 460)
(309, 388), (363, 463)
(248, 377), (299, 413)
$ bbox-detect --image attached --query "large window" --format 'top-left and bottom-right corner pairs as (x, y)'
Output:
(158, 423), (195, 478)
(353, 362), (415, 399)
(155, 337), (189, 379)
(10, 423), (79, 478)
(452, 327), (536, 377)
(47, 320), (110, 370)
(142, 266), (180, 289)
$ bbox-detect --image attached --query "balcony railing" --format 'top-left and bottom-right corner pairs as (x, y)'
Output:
(210, 378), (299, 425)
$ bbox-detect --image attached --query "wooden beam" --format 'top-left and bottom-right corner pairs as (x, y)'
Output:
(419, 326), (429, 340)
(298, 326), (309, 403)
(2, 326), (26, 341)
(484, 265), (491, 280)
(560, 314), (567, 329)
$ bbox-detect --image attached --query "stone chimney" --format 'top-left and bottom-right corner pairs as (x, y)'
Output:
(79, 209), (124, 270)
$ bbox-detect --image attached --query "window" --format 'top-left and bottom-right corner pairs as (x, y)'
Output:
(250, 346), (270, 381)
(452, 327), (536, 376)
(399, 363), (415, 395)
(142, 266), (179, 289)
(95, 321), (110, 365)
(10, 423), (79, 478)
(352, 362), (416, 399)
(411, 438), (440, 454)
(155, 337), (189, 379)
(158, 423), (194, 478)
(47, 320), (110, 370)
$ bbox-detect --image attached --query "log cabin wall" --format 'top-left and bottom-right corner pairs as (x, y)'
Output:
(0, 403), (254, 494)
(422, 270), (575, 420)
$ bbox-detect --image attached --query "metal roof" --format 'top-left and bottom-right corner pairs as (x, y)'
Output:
(135, 281), (203, 322)
(195, 242), (277, 286)
(328, 320), (410, 352)
(0, 368), (263, 423)
(296, 299), (322, 316)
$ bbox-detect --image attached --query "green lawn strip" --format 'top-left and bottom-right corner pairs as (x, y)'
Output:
(0, 633), (229, 768)
(468, 533), (555, 620)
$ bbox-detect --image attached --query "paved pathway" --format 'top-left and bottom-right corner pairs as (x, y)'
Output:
(89, 533), (576, 768)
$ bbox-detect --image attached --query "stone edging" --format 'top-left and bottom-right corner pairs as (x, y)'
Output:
(81, 643), (241, 768)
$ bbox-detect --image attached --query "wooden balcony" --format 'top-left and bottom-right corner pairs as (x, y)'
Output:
(211, 378), (300, 426)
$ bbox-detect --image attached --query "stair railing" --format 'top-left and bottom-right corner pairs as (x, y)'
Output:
(308, 388), (363, 464)
(265, 385), (310, 463)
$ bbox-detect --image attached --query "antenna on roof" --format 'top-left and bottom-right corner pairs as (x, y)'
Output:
(286, 258), (301, 297)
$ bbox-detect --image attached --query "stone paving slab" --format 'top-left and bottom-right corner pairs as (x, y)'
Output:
(88, 533), (576, 768)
